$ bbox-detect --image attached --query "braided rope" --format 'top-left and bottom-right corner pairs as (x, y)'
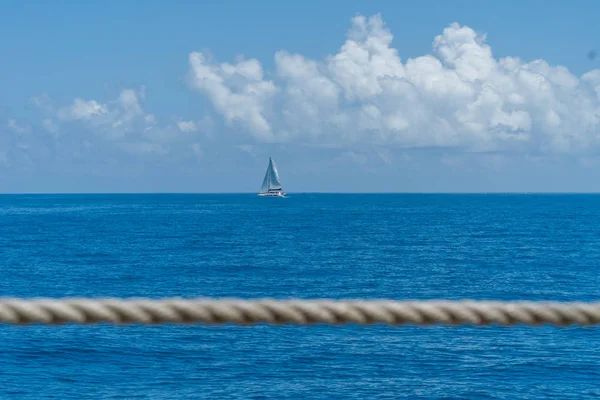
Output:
(0, 298), (600, 326)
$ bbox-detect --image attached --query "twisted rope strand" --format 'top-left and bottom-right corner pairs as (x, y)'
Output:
(1, 298), (600, 326)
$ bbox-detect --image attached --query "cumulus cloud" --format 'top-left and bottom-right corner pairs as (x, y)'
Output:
(187, 53), (277, 141)
(58, 98), (108, 121)
(174, 115), (214, 137)
(56, 88), (159, 140)
(186, 14), (600, 155)
(41, 87), (215, 161)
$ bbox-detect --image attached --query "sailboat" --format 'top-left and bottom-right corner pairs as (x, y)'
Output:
(258, 157), (286, 197)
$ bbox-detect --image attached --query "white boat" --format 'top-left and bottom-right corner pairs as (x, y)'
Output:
(258, 157), (286, 197)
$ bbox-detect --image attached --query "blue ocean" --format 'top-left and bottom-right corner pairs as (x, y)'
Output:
(1, 194), (600, 399)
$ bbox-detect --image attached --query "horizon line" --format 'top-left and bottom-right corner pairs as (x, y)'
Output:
(2, 191), (600, 195)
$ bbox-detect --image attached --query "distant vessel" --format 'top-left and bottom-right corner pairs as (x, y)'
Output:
(258, 157), (286, 197)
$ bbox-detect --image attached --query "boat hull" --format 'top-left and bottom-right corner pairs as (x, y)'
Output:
(258, 192), (286, 198)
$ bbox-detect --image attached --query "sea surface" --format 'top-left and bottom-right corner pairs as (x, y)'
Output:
(1, 194), (600, 399)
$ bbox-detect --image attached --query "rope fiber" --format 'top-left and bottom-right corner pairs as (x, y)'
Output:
(0, 298), (600, 326)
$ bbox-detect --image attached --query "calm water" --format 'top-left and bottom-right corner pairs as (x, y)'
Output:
(1, 194), (600, 399)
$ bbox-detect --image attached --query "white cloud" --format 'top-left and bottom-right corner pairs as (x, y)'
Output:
(174, 115), (215, 137)
(187, 52), (277, 141)
(177, 120), (198, 132)
(56, 88), (158, 140)
(116, 89), (144, 121)
(186, 13), (600, 155)
(7, 119), (31, 134)
(58, 98), (108, 121)
(42, 119), (59, 134)
(45, 88), (209, 160)
(145, 114), (156, 125)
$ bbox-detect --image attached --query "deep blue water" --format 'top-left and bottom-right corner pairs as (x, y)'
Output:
(1, 194), (600, 399)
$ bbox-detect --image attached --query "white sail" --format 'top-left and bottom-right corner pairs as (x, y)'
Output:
(260, 167), (270, 194)
(268, 158), (282, 190)
(259, 157), (284, 195)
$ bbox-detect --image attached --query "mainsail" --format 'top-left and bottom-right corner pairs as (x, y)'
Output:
(259, 157), (282, 194)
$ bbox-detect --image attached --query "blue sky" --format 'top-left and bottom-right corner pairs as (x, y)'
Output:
(2, 0), (600, 193)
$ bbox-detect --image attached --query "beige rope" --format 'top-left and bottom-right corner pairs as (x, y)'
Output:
(1, 298), (600, 326)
